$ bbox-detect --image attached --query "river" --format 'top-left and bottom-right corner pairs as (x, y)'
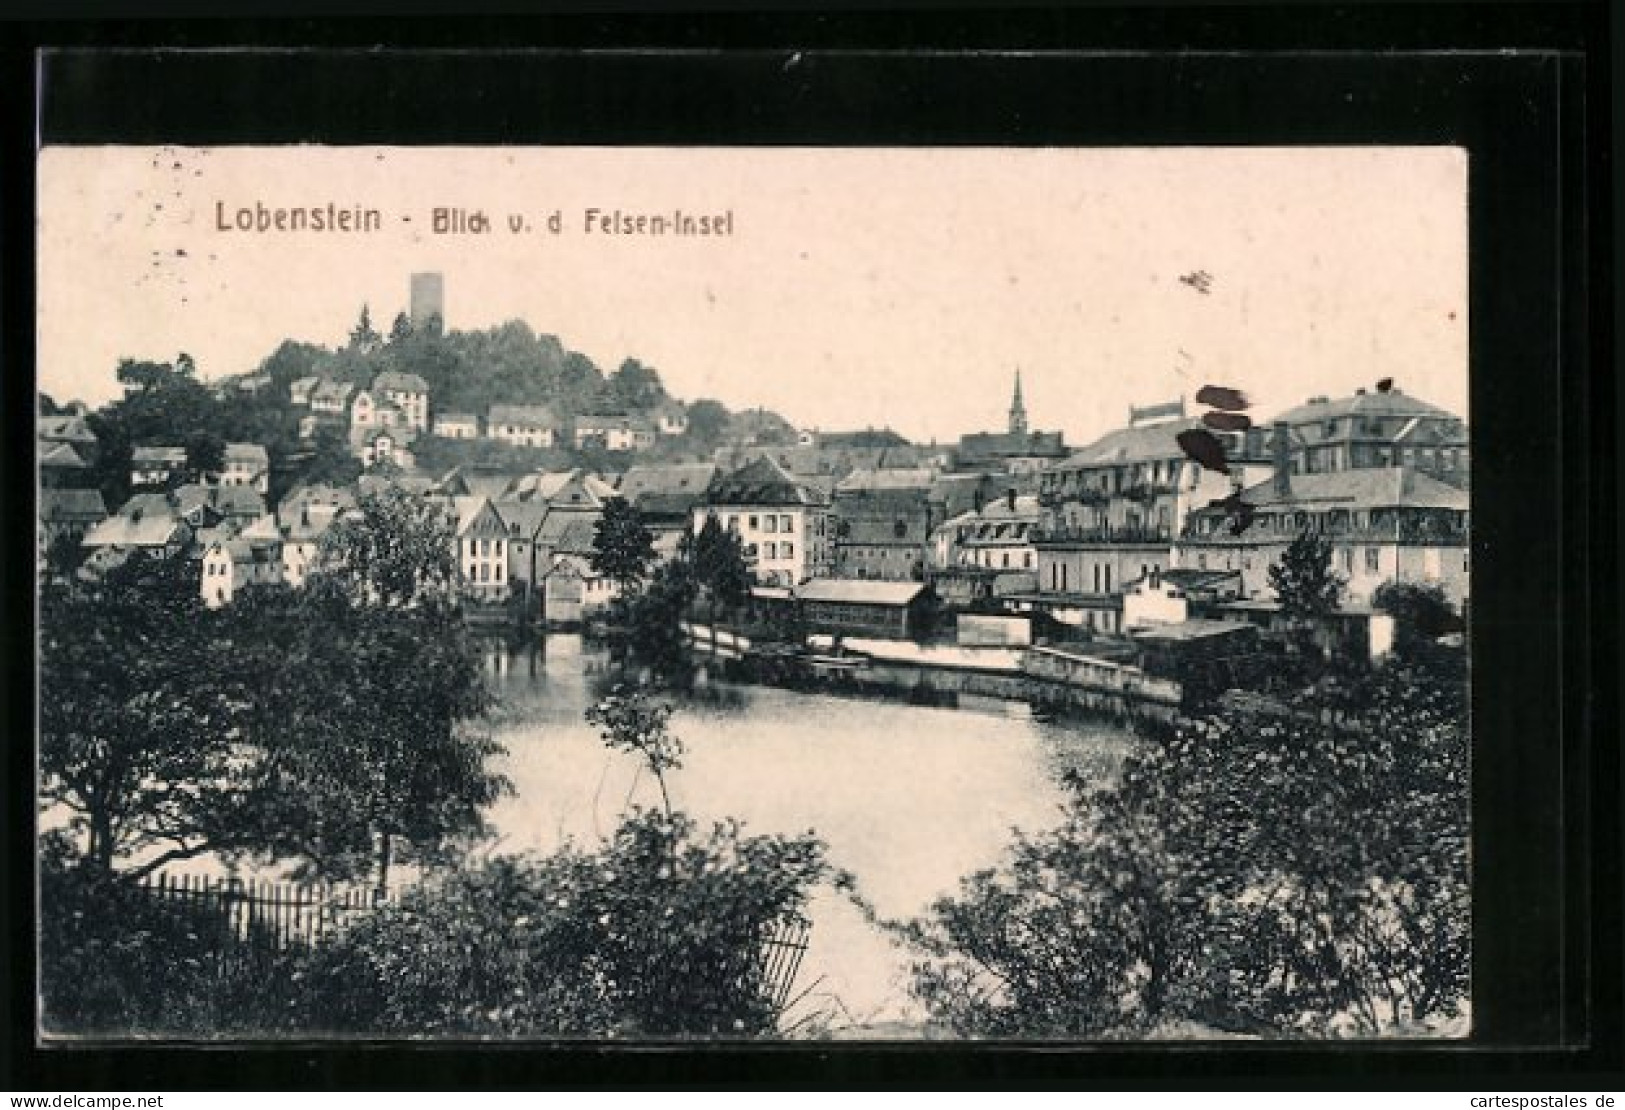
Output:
(479, 634), (1142, 1033)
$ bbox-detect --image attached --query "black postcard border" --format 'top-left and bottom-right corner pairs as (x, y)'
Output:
(2, 7), (1616, 1090)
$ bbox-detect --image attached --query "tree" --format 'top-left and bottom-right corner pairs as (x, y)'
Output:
(907, 655), (1469, 1038)
(1373, 580), (1460, 654)
(314, 485), (457, 608)
(348, 304), (382, 353)
(387, 311), (414, 345)
(590, 497), (656, 594)
(606, 358), (667, 410)
(684, 399), (731, 446)
(586, 687), (682, 819)
(297, 425), (364, 488)
(38, 552), (251, 877)
(688, 513), (753, 631)
(183, 430), (226, 483)
(227, 584), (508, 894)
(1269, 533), (1344, 620)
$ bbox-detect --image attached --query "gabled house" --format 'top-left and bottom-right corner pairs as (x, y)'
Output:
(433, 412), (480, 439)
(574, 411), (656, 453)
(200, 536), (283, 608)
(81, 493), (193, 560)
(310, 378), (357, 417)
(288, 375), (321, 407)
(39, 441), (91, 489)
(487, 404), (558, 449)
(696, 455), (835, 587)
(130, 445), (190, 489)
(654, 401), (689, 438)
(454, 497), (511, 599)
(373, 370), (430, 430)
(221, 443), (270, 494)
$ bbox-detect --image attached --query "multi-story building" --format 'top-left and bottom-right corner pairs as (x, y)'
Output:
(1032, 402), (1274, 619)
(831, 468), (937, 581)
(221, 443), (270, 493)
(695, 455), (834, 587)
(200, 534), (283, 609)
(953, 372), (1068, 474)
(487, 404), (558, 449)
(433, 412), (480, 439)
(309, 379), (356, 418)
(454, 497), (511, 599)
(374, 371), (431, 431)
(575, 411), (656, 453)
(130, 445), (190, 489)
(1175, 444), (1470, 609)
(1270, 383), (1469, 488)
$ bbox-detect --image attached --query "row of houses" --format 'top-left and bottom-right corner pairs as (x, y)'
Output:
(290, 369), (691, 458)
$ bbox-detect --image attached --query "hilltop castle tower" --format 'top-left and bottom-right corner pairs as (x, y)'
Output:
(1008, 370), (1029, 436)
(410, 272), (444, 328)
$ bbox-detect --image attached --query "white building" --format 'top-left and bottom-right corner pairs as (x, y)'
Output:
(694, 455), (834, 587)
(487, 404), (558, 449)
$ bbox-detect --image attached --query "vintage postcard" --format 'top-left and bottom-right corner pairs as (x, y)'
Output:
(36, 145), (1469, 1040)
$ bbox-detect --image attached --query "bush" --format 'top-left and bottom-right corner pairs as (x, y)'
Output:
(39, 840), (297, 1037)
(296, 811), (827, 1038)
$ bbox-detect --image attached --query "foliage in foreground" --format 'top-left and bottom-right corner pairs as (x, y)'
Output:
(905, 651), (1469, 1038)
(38, 836), (299, 1037)
(284, 811), (826, 1038)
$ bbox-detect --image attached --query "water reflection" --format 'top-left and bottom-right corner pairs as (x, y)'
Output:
(480, 634), (1139, 1030)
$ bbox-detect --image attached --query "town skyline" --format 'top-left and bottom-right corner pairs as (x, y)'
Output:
(40, 146), (1468, 446)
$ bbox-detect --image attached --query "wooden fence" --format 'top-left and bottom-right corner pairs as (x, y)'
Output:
(136, 872), (384, 953)
(136, 872), (813, 1020)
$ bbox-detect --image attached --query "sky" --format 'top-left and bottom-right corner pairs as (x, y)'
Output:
(38, 145), (1467, 447)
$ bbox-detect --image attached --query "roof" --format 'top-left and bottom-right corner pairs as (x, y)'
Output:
(83, 503), (186, 548)
(1270, 387), (1456, 427)
(494, 499), (549, 538)
(39, 415), (97, 444)
(1052, 418), (1204, 472)
(534, 513), (599, 555)
(225, 443), (269, 465)
(488, 403), (557, 427)
(1214, 467), (1469, 513)
(39, 442), (89, 469)
(132, 445), (188, 465)
(434, 411), (479, 425)
(795, 579), (931, 606)
(974, 494), (1041, 522)
(617, 463), (718, 500)
(834, 467), (937, 494)
(1136, 568), (1242, 591)
(373, 370), (429, 394)
(707, 455), (829, 507)
(311, 379), (356, 403)
(40, 489), (108, 521)
(1130, 619), (1256, 644)
(837, 514), (932, 546)
(453, 496), (507, 538)
(956, 430), (1067, 459)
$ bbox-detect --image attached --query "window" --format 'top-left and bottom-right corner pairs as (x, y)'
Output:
(763, 542), (777, 560)
(481, 539), (490, 556)
(749, 515), (760, 530)
(1365, 547), (1381, 573)
(781, 514), (794, 532)
(727, 515), (739, 531)
(496, 563), (503, 580)
(479, 564), (489, 582)
(783, 542), (793, 559)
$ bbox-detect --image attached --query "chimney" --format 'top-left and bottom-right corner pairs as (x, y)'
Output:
(1271, 421), (1292, 498)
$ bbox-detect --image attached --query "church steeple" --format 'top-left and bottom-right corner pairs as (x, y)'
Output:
(1008, 370), (1029, 436)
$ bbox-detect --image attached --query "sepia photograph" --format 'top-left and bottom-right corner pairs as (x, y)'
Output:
(35, 144), (1471, 1042)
